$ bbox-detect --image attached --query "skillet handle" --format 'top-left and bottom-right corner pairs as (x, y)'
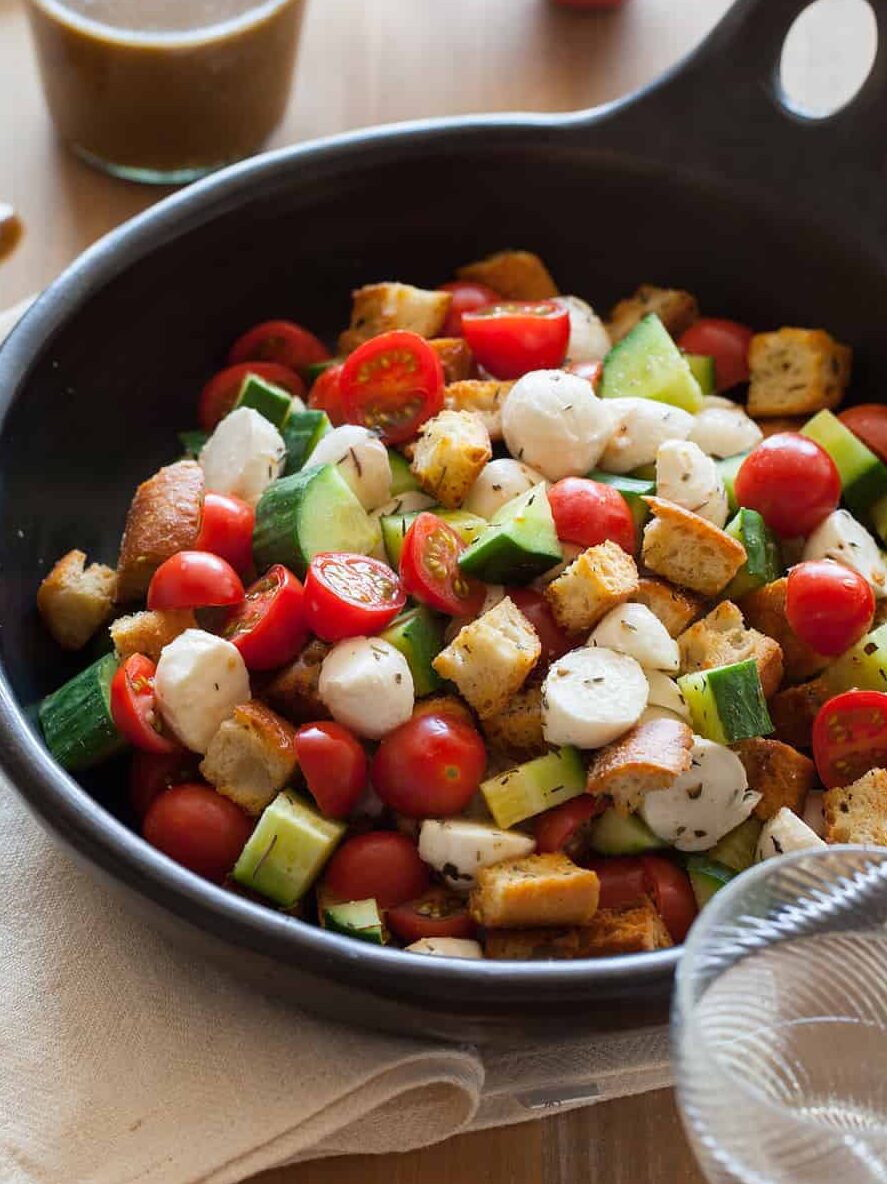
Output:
(568, 0), (887, 255)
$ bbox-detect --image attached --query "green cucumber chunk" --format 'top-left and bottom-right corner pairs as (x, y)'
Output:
(388, 449), (421, 496)
(683, 353), (717, 396)
(717, 452), (749, 515)
(825, 621), (887, 693)
(587, 808), (666, 856)
(253, 463), (378, 578)
(380, 606), (444, 697)
(802, 409), (887, 518)
(587, 470), (654, 536)
(481, 746), (585, 829)
(234, 374), (294, 429)
(281, 409), (331, 476)
(629, 463), (658, 481)
(179, 429), (209, 459)
(233, 791), (345, 908)
(686, 856), (736, 908)
(322, 898), (387, 944)
(39, 652), (128, 772)
(724, 508), (781, 599)
(459, 485), (562, 584)
(708, 816), (762, 872)
(600, 314), (704, 413)
(678, 659), (773, 745)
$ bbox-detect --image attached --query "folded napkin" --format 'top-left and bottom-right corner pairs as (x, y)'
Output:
(0, 300), (671, 1184)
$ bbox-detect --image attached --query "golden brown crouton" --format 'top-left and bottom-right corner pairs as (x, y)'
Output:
(757, 416), (809, 439)
(200, 700), (298, 816)
(768, 677), (830, 750)
(739, 578), (830, 685)
(37, 550), (117, 650)
(642, 497), (746, 597)
(678, 601), (784, 699)
(409, 410), (492, 508)
(429, 337), (476, 384)
(480, 685), (546, 760)
(732, 738), (816, 821)
(483, 896), (672, 959)
(587, 718), (694, 815)
(607, 284), (698, 343)
(747, 328), (852, 418)
(632, 576), (704, 638)
(338, 282), (452, 354)
(470, 853), (600, 929)
(110, 608), (198, 663)
(443, 379), (513, 441)
(411, 694), (476, 728)
(432, 597), (540, 719)
(262, 639), (331, 724)
(456, 250), (558, 301)
(823, 768), (887, 846)
(544, 540), (639, 632)
(116, 460), (204, 602)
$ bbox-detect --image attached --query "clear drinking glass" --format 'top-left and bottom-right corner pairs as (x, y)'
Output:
(674, 845), (887, 1184)
(25, 0), (306, 184)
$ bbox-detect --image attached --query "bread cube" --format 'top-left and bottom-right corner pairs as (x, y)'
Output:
(747, 328), (852, 417)
(37, 550), (117, 650)
(116, 460), (204, 601)
(200, 700), (298, 816)
(544, 540), (639, 632)
(470, 852), (600, 928)
(678, 600), (784, 698)
(641, 497), (746, 597)
(607, 284), (698, 343)
(732, 737), (816, 821)
(110, 608), (198, 663)
(823, 768), (887, 846)
(410, 410), (492, 508)
(586, 718), (694, 814)
(444, 379), (513, 441)
(338, 282), (452, 354)
(456, 250), (558, 301)
(632, 576), (704, 638)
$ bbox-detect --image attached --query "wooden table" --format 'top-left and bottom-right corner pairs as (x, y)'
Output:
(0, 1), (730, 1180)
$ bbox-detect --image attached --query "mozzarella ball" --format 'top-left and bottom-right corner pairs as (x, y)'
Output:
(598, 398), (694, 474)
(418, 818), (536, 891)
(645, 669), (690, 720)
(371, 491), (437, 519)
(655, 439), (729, 527)
(463, 458), (547, 520)
(802, 510), (887, 598)
(306, 424), (392, 511)
(553, 296), (612, 363)
(199, 406), (286, 505)
(689, 402), (763, 459)
(756, 807), (826, 862)
(588, 603), (681, 672)
(542, 646), (648, 749)
(405, 937), (484, 958)
(319, 637), (414, 739)
(154, 629), (251, 754)
(502, 370), (614, 480)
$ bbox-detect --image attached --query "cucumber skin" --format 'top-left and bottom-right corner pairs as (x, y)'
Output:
(281, 410), (331, 476)
(388, 450), (420, 496)
(235, 374), (293, 429)
(725, 508), (781, 599)
(802, 409), (887, 517)
(459, 487), (562, 584)
(587, 807), (666, 856)
(39, 653), (127, 772)
(679, 660), (773, 745)
(708, 817), (762, 872)
(179, 429), (209, 459)
(686, 856), (735, 908)
(600, 314), (704, 413)
(381, 606), (444, 697)
(322, 898), (387, 944)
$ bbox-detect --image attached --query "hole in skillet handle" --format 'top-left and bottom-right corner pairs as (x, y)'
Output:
(777, 0), (877, 119)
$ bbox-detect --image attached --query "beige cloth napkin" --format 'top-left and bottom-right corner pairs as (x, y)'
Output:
(0, 299), (671, 1184)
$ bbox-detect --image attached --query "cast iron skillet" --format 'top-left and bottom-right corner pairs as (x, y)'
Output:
(0, 0), (884, 1041)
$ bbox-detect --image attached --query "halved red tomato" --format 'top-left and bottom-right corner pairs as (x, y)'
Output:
(461, 301), (569, 378)
(387, 887), (475, 942)
(437, 281), (501, 337)
(400, 512), (486, 617)
(677, 318), (753, 392)
(228, 319), (330, 372)
(584, 856), (648, 909)
(198, 362), (305, 431)
(304, 553), (406, 641)
(812, 689), (887, 789)
(129, 750), (199, 820)
(196, 492), (256, 575)
(111, 654), (177, 754)
(223, 564), (308, 670)
(147, 551), (244, 611)
(339, 330), (444, 444)
(308, 362), (347, 425)
(507, 586), (577, 664)
(535, 796), (608, 857)
(640, 855), (697, 943)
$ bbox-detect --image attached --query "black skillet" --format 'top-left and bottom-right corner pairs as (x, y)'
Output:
(0, 0), (883, 1041)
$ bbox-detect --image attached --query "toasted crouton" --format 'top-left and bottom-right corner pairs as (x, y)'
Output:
(757, 416), (809, 439)
(641, 497), (746, 597)
(632, 576), (704, 638)
(432, 597), (540, 719)
(747, 328), (852, 418)
(739, 578), (829, 684)
(200, 700), (298, 816)
(732, 738), (816, 821)
(607, 284), (698, 343)
(470, 852), (600, 929)
(544, 540), (639, 632)
(429, 337), (476, 384)
(480, 685), (546, 760)
(110, 608), (197, 663)
(338, 282), (452, 354)
(456, 250), (558, 301)
(409, 410), (492, 508)
(823, 768), (887, 846)
(587, 718), (694, 814)
(116, 460), (204, 602)
(37, 550), (117, 650)
(262, 639), (331, 723)
(444, 379), (513, 441)
(678, 601), (784, 698)
(483, 896), (672, 959)
(768, 677), (830, 750)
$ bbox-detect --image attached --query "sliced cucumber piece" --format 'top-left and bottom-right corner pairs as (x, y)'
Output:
(388, 449), (420, 496)
(234, 373), (294, 429)
(232, 791), (345, 908)
(587, 807), (666, 856)
(629, 462), (658, 481)
(459, 485), (562, 584)
(802, 409), (887, 518)
(179, 429), (209, 459)
(724, 508), (781, 599)
(824, 621), (887, 693)
(281, 409), (331, 476)
(481, 746), (585, 829)
(683, 353), (717, 396)
(678, 659), (773, 745)
(600, 314), (704, 413)
(380, 605), (444, 697)
(253, 463), (378, 577)
(686, 855), (736, 908)
(717, 451), (749, 515)
(322, 897), (387, 944)
(39, 653), (127, 772)
(708, 816), (763, 872)
(588, 469), (654, 536)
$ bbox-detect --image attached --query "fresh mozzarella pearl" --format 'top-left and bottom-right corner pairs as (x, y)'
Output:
(598, 398), (694, 474)
(802, 789), (827, 837)
(588, 603), (681, 672)
(756, 806), (826, 861)
(405, 937), (484, 958)
(307, 424), (392, 511)
(655, 439), (728, 527)
(502, 370), (614, 481)
(371, 491), (437, 519)
(199, 406), (286, 505)
(645, 669), (691, 720)
(553, 296), (612, 363)
(463, 458), (547, 520)
(802, 510), (887, 599)
(418, 818), (536, 891)
(689, 401), (763, 459)
(319, 637), (414, 739)
(541, 646), (649, 749)
(154, 629), (251, 754)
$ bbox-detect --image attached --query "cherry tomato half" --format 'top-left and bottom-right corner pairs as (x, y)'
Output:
(371, 712), (487, 817)
(677, 318), (753, 392)
(223, 564), (308, 671)
(304, 553), (406, 641)
(340, 330), (444, 445)
(387, 887), (475, 942)
(507, 586), (577, 665)
(400, 512), (486, 617)
(294, 721), (367, 819)
(839, 405), (887, 466)
(535, 796), (608, 857)
(812, 689), (887, 789)
(462, 301), (570, 379)
(147, 551), (244, 611)
(198, 362), (305, 431)
(734, 433), (840, 538)
(143, 783), (253, 883)
(322, 832), (430, 909)
(785, 559), (874, 657)
(565, 359), (603, 389)
(548, 477), (636, 554)
(228, 319), (330, 373)
(129, 750), (199, 820)
(437, 281), (501, 337)
(196, 492), (256, 575)
(111, 654), (177, 754)
(640, 855), (698, 943)
(584, 856), (648, 910)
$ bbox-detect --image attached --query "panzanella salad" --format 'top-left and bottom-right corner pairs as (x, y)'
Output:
(36, 249), (887, 960)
